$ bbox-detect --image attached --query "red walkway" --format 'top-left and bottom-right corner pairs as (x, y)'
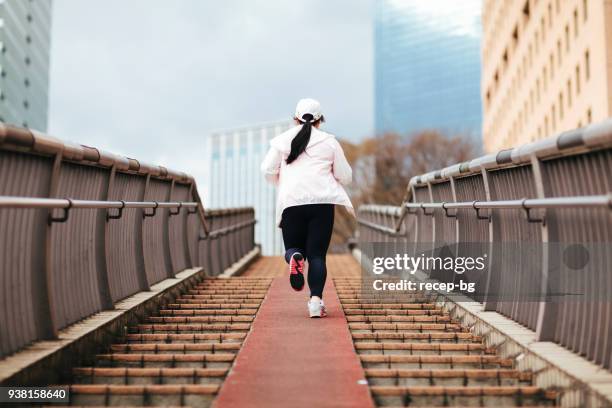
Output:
(214, 275), (373, 408)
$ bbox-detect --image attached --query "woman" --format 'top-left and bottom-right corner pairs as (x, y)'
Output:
(260, 98), (354, 318)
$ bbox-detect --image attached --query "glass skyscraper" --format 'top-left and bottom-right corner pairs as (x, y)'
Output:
(203, 120), (293, 256)
(374, 0), (482, 139)
(0, 0), (53, 131)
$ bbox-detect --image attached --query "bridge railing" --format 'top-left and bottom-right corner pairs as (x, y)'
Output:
(357, 119), (612, 369)
(0, 123), (256, 358)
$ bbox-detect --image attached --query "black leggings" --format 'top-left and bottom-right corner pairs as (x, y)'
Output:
(281, 204), (334, 298)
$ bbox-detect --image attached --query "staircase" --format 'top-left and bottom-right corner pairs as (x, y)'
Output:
(63, 274), (273, 407)
(328, 256), (561, 407)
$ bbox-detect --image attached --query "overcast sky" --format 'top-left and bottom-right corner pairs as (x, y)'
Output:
(48, 0), (374, 182)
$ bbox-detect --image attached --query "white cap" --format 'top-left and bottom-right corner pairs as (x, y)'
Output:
(294, 98), (322, 123)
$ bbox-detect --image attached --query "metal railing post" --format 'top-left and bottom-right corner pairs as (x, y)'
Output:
(95, 165), (114, 310)
(41, 153), (62, 340)
(531, 155), (557, 341)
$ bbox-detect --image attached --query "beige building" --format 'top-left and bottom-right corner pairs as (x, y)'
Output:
(481, 0), (612, 152)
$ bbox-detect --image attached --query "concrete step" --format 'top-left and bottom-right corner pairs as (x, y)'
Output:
(146, 316), (254, 324)
(342, 303), (439, 310)
(354, 342), (494, 355)
(109, 343), (241, 354)
(370, 385), (556, 407)
(68, 384), (217, 407)
(132, 323), (250, 333)
(348, 322), (466, 333)
(125, 333), (246, 344)
(344, 308), (446, 316)
(165, 303), (260, 309)
(346, 315), (453, 323)
(179, 294), (264, 300)
(73, 367), (228, 385)
(173, 298), (262, 305)
(158, 309), (257, 316)
(360, 354), (514, 370)
(186, 290), (267, 295)
(352, 332), (483, 343)
(95, 353), (235, 369)
(365, 368), (532, 387)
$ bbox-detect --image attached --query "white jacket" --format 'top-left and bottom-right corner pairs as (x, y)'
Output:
(260, 125), (355, 227)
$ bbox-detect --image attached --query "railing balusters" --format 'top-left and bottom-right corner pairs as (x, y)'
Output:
(0, 123), (257, 358)
(356, 119), (612, 369)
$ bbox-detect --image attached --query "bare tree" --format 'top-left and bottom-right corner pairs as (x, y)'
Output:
(330, 130), (477, 252)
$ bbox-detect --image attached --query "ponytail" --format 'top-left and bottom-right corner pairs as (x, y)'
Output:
(286, 113), (324, 164)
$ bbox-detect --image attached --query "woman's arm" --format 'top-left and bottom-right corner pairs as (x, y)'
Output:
(331, 139), (352, 185)
(260, 146), (282, 185)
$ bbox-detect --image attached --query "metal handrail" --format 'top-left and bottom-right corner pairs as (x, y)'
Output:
(204, 219), (257, 240)
(0, 196), (198, 210)
(403, 194), (612, 210)
(0, 195), (256, 240)
(356, 218), (405, 237)
(358, 194), (612, 233)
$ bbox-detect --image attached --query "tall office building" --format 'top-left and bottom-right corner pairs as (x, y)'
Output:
(203, 120), (293, 256)
(375, 0), (482, 139)
(0, 0), (52, 131)
(482, 0), (612, 152)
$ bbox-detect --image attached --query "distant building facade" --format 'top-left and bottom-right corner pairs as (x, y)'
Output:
(203, 120), (293, 256)
(374, 0), (482, 140)
(0, 0), (53, 131)
(482, 0), (612, 152)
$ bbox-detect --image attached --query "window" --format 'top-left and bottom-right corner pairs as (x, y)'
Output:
(583, 0), (588, 21)
(557, 40), (562, 65)
(576, 65), (581, 94)
(559, 93), (564, 120)
(23, 100), (29, 109)
(528, 44), (533, 67)
(25, 35), (31, 44)
(26, 14), (32, 23)
(565, 25), (570, 51)
(548, 3), (553, 27)
(552, 105), (556, 131)
(574, 9), (579, 36)
(545, 115), (549, 135)
(550, 54), (554, 78)
(25, 56), (30, 65)
(541, 17), (546, 41)
(556, 0), (560, 13)
(585, 50), (590, 80)
(587, 108), (592, 123)
(567, 80), (572, 107)
(24, 78), (29, 87)
(536, 78), (541, 101)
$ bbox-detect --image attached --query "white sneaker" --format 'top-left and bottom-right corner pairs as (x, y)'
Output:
(308, 298), (327, 318)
